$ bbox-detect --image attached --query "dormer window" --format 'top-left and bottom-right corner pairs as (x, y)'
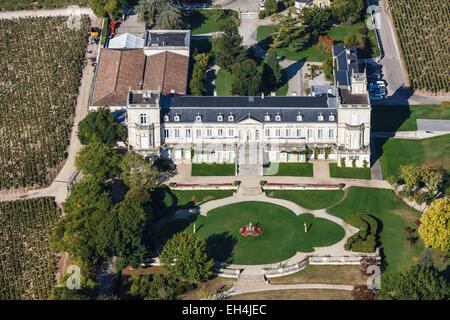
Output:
(318, 114), (324, 121)
(275, 113), (282, 122)
(163, 115), (169, 122)
(217, 113), (224, 122)
(174, 114), (180, 122)
(296, 113), (303, 122)
(228, 113), (234, 122)
(329, 114), (335, 121)
(264, 113), (271, 122)
(195, 113), (202, 122)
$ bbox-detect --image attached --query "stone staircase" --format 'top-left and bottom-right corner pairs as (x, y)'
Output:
(237, 142), (263, 176)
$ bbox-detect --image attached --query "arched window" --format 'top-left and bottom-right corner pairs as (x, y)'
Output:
(195, 114), (202, 122)
(163, 114), (169, 122)
(174, 114), (180, 122)
(264, 113), (271, 122)
(297, 113), (303, 122)
(140, 113), (147, 124)
(217, 113), (224, 122)
(228, 113), (234, 122)
(329, 114), (335, 121)
(318, 114), (324, 121)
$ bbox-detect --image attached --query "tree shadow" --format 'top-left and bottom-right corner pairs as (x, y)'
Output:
(205, 67), (217, 96)
(205, 232), (237, 264)
(185, 10), (206, 31)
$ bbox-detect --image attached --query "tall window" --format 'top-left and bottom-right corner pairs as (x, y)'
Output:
(218, 129), (223, 137)
(318, 129), (323, 139)
(286, 129), (291, 137)
(207, 129), (212, 137)
(329, 129), (334, 138)
(307, 129), (313, 139)
(265, 129), (270, 137)
(164, 129), (169, 138)
(228, 129), (234, 137)
(186, 129), (191, 138)
(276, 129), (281, 137)
(140, 113), (147, 124)
(196, 129), (202, 138)
(174, 129), (180, 138)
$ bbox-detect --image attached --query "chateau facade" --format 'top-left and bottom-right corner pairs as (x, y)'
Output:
(89, 31), (371, 172)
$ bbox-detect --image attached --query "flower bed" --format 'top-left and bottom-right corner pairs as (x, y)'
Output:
(264, 183), (343, 190)
(170, 183), (238, 190)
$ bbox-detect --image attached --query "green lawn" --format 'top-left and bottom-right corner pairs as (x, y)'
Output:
(256, 20), (380, 62)
(266, 189), (345, 210)
(188, 9), (239, 35)
(372, 104), (450, 132)
(327, 187), (423, 273)
(191, 163), (235, 176)
(378, 134), (450, 178)
(329, 163), (371, 179)
(215, 69), (233, 96)
(159, 202), (345, 264)
(264, 163), (313, 176)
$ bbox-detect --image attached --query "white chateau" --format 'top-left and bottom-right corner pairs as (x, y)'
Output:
(90, 30), (371, 174)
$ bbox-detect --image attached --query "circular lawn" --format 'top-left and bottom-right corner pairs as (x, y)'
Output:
(159, 201), (345, 265)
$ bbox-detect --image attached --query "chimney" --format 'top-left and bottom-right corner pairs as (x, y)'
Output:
(213, 90), (217, 96)
(261, 93), (264, 99)
(270, 92), (276, 96)
(291, 92), (297, 96)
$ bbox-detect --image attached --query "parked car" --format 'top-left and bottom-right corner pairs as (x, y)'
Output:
(370, 93), (384, 100)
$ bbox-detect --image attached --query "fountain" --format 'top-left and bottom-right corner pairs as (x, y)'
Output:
(239, 222), (262, 237)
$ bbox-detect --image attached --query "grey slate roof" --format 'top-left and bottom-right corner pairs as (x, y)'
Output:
(332, 45), (359, 87)
(162, 96), (337, 123)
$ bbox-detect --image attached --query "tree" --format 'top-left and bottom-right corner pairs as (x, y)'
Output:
(399, 164), (422, 190)
(421, 166), (446, 192)
(352, 285), (375, 300)
(129, 274), (193, 300)
(119, 152), (159, 190)
(78, 107), (124, 146)
(231, 59), (262, 96)
(114, 188), (152, 267)
(264, 0), (278, 16)
(75, 141), (122, 180)
(212, 24), (246, 71)
(52, 176), (115, 264)
(160, 232), (214, 281)
(262, 48), (282, 92)
(88, 0), (126, 17)
(272, 14), (311, 50)
(418, 198), (450, 252)
(155, 3), (184, 30)
(189, 53), (209, 96)
(316, 35), (334, 54)
(376, 265), (449, 300)
(323, 58), (333, 80)
(137, 0), (167, 25)
(331, 0), (365, 24)
(343, 34), (359, 47)
(300, 5), (333, 40)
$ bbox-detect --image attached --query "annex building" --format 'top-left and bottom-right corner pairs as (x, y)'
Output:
(89, 30), (371, 174)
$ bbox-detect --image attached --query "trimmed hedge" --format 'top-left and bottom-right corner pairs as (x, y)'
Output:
(344, 214), (378, 253)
